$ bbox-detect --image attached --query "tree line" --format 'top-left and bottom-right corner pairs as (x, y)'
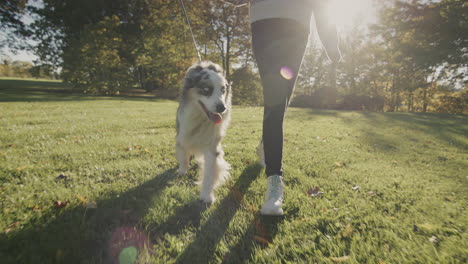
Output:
(1, 0), (466, 113)
(0, 59), (58, 79)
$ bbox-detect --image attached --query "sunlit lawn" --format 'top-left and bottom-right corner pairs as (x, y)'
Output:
(0, 79), (467, 263)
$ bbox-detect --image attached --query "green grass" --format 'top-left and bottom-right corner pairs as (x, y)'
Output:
(0, 79), (467, 263)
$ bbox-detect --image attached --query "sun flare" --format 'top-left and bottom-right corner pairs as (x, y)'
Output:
(326, 0), (377, 29)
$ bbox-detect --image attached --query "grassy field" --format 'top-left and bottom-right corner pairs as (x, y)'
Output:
(0, 78), (467, 263)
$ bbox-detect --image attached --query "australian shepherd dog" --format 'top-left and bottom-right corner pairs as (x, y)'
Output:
(176, 61), (231, 203)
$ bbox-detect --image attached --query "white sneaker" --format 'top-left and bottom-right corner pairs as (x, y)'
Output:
(261, 175), (284, 215)
(256, 141), (266, 168)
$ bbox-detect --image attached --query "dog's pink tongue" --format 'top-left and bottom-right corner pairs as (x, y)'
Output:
(209, 113), (222, 124)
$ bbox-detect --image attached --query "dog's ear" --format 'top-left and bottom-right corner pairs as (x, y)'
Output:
(184, 65), (205, 89)
(183, 77), (194, 90)
(207, 64), (223, 74)
(194, 65), (203, 73)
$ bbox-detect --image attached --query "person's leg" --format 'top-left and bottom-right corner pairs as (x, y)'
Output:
(251, 18), (310, 215)
(251, 18), (310, 177)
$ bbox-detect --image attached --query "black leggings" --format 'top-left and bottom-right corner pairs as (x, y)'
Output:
(251, 18), (310, 177)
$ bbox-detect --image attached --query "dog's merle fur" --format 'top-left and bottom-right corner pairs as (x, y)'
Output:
(176, 61), (232, 203)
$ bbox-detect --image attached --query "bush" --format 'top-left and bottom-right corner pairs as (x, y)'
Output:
(432, 90), (467, 114)
(230, 66), (263, 106)
(338, 94), (384, 111)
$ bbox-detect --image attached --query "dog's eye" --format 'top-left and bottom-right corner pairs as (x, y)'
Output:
(200, 86), (213, 96)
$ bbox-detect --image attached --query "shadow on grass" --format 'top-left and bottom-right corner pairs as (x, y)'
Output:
(302, 109), (468, 152)
(0, 165), (275, 263)
(358, 111), (468, 151)
(0, 168), (177, 263)
(222, 215), (284, 264)
(0, 79), (166, 103)
(174, 164), (264, 264)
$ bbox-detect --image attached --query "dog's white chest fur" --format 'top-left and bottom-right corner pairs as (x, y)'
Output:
(176, 103), (224, 150)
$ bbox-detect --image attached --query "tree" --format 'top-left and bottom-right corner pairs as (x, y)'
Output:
(30, 0), (194, 96)
(61, 15), (131, 94)
(375, 0), (467, 83)
(198, 1), (250, 79)
(230, 66), (262, 106)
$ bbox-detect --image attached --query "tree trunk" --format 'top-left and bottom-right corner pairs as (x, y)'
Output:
(422, 86), (428, 112)
(407, 91), (413, 112)
(225, 33), (231, 79)
(327, 63), (337, 108)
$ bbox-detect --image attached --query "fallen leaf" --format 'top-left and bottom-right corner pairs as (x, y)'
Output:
(4, 222), (20, 233)
(368, 191), (376, 196)
(56, 249), (64, 262)
(231, 187), (243, 202)
(253, 235), (270, 245)
(444, 196), (455, 202)
(125, 147), (133, 151)
(342, 223), (353, 237)
(55, 174), (67, 180)
(429, 236), (437, 243)
(76, 195), (87, 204)
(352, 186), (361, 190)
(16, 165), (27, 171)
(418, 223), (439, 232)
(8, 144), (15, 148)
(53, 200), (69, 208)
(330, 256), (350, 262)
(335, 161), (346, 168)
(307, 186), (324, 197)
(254, 219), (269, 240)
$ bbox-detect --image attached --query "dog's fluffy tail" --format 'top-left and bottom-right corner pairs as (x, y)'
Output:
(214, 156), (230, 187)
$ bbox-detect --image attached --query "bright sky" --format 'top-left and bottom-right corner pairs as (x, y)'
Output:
(327, 0), (377, 30)
(0, 46), (38, 63)
(0, 0), (41, 63)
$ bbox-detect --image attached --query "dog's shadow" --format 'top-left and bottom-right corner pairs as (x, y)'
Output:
(0, 164), (282, 263)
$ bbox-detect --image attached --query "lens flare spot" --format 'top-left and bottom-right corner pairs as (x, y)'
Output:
(108, 227), (150, 264)
(119, 246), (138, 264)
(280, 66), (294, 80)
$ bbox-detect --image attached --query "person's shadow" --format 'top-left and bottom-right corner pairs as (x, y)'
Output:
(0, 164), (283, 263)
(171, 164), (283, 264)
(0, 168), (177, 263)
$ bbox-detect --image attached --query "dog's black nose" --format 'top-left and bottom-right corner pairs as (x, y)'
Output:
(216, 104), (226, 113)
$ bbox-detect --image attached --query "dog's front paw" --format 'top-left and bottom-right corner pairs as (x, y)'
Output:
(200, 191), (215, 204)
